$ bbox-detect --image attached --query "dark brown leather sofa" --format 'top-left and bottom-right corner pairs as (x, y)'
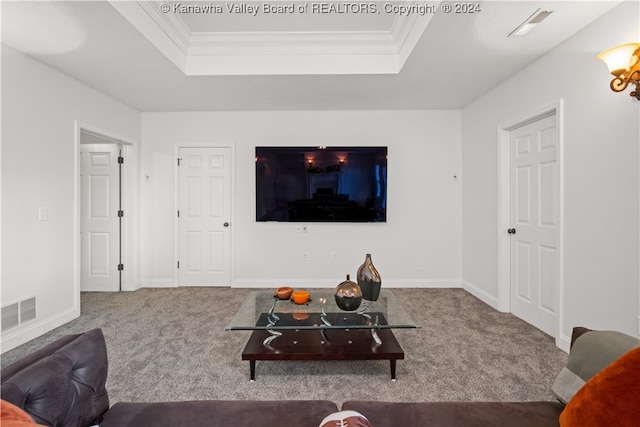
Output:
(0, 329), (338, 427)
(0, 327), (615, 427)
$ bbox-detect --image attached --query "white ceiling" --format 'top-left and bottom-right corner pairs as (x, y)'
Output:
(1, 1), (622, 111)
(110, 0), (439, 75)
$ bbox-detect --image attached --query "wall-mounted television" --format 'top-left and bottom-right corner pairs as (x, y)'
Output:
(256, 146), (387, 222)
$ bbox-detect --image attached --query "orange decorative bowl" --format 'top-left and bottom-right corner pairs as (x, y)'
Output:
(275, 286), (293, 300)
(291, 290), (310, 305)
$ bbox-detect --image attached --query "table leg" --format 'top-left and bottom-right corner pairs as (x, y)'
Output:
(249, 360), (256, 382)
(390, 360), (397, 381)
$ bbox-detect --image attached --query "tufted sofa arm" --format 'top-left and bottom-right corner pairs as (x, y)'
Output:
(1, 328), (110, 427)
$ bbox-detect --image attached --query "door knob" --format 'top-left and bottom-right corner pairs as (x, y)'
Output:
(223, 222), (229, 227)
(507, 228), (516, 234)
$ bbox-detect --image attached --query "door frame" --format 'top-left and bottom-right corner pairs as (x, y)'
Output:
(173, 144), (235, 287)
(74, 121), (138, 294)
(497, 100), (564, 345)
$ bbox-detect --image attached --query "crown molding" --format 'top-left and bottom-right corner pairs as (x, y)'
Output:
(110, 0), (438, 75)
(138, 0), (192, 53)
(188, 31), (398, 55)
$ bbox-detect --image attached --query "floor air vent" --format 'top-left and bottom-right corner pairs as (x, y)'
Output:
(2, 297), (36, 332)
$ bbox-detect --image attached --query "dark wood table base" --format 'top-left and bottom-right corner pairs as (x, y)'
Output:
(241, 321), (405, 381)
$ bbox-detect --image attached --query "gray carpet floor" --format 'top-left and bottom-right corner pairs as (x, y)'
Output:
(1, 288), (567, 406)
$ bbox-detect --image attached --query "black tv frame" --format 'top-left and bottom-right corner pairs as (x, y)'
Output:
(255, 146), (387, 223)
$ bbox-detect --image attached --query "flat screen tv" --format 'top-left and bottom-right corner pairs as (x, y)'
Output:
(256, 146), (387, 222)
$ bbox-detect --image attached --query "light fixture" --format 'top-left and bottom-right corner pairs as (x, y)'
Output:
(508, 9), (553, 37)
(597, 43), (640, 100)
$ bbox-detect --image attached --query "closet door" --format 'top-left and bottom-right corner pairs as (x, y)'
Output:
(178, 147), (231, 286)
(509, 113), (558, 336)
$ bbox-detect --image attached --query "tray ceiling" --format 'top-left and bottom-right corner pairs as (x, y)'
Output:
(0, 1), (625, 111)
(111, 0), (438, 75)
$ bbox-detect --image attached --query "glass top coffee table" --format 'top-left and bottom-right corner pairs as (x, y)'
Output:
(226, 289), (419, 381)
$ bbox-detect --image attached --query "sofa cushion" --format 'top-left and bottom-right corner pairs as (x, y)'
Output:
(551, 330), (639, 404)
(559, 346), (640, 427)
(0, 329), (109, 427)
(342, 401), (564, 427)
(100, 400), (340, 427)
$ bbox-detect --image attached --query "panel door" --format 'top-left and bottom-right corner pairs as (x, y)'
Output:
(80, 144), (120, 291)
(178, 147), (231, 286)
(510, 114), (558, 336)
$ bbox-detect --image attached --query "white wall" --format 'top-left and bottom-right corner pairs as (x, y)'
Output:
(5, 3), (636, 355)
(140, 110), (461, 288)
(461, 1), (640, 349)
(1, 45), (141, 352)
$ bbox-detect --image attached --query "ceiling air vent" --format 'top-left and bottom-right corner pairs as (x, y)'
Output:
(509, 9), (554, 37)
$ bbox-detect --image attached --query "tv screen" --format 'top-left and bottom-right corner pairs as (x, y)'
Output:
(256, 146), (387, 222)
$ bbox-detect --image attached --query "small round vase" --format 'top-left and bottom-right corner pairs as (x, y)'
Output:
(357, 253), (382, 301)
(334, 274), (363, 311)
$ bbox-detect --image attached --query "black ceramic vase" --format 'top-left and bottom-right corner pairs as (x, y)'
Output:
(357, 253), (382, 301)
(334, 274), (363, 311)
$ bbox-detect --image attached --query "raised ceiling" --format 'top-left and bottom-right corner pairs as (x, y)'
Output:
(0, 1), (623, 111)
(111, 0), (435, 75)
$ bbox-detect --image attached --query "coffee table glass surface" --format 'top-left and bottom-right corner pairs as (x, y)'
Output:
(225, 289), (418, 331)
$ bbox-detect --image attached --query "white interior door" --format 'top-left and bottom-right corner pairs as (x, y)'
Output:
(510, 114), (558, 336)
(80, 143), (120, 291)
(178, 147), (231, 286)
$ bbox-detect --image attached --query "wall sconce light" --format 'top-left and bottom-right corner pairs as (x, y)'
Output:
(307, 159), (313, 168)
(597, 43), (640, 100)
(338, 158), (345, 165)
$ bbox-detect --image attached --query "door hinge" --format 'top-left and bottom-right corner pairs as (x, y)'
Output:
(177, 158), (182, 166)
(177, 210), (180, 218)
(118, 210), (124, 218)
(118, 264), (124, 271)
(177, 261), (180, 269)
(118, 156), (124, 164)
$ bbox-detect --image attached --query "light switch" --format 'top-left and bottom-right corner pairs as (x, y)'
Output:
(39, 207), (48, 221)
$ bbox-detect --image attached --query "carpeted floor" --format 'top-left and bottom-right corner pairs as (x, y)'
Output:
(1, 288), (567, 406)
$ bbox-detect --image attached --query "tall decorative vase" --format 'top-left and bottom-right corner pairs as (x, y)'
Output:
(357, 253), (382, 301)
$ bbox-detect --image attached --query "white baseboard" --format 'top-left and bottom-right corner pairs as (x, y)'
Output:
(135, 277), (463, 289)
(1, 307), (80, 354)
(137, 278), (177, 288)
(232, 279), (462, 289)
(461, 279), (500, 311)
(384, 279), (462, 288)
(556, 332), (572, 353)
